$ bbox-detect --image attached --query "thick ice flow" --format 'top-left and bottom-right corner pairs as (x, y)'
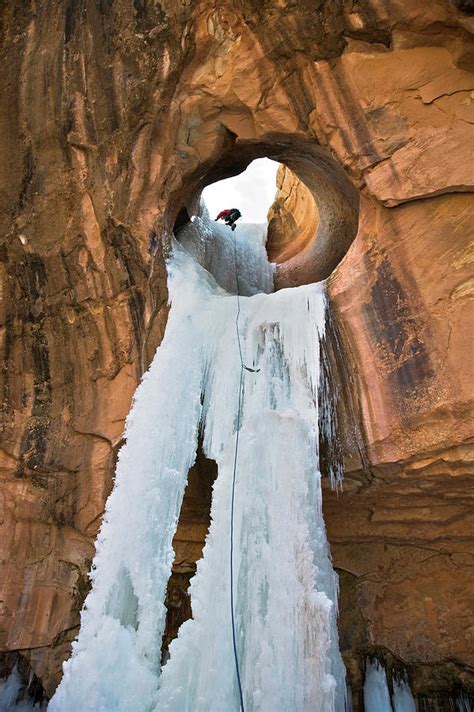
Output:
(178, 213), (273, 296)
(50, 217), (345, 711)
(158, 255), (344, 712)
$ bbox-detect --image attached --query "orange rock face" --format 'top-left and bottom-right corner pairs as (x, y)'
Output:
(0, 0), (473, 704)
(267, 165), (320, 264)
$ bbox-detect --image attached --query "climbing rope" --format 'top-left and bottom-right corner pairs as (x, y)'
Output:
(230, 226), (246, 712)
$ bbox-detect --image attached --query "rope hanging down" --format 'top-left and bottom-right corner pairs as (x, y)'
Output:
(230, 228), (246, 712)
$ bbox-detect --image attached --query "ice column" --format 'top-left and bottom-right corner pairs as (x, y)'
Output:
(49, 250), (210, 712)
(392, 676), (416, 712)
(363, 660), (393, 712)
(364, 660), (416, 712)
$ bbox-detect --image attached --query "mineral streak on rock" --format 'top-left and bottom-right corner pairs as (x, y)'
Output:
(0, 0), (473, 703)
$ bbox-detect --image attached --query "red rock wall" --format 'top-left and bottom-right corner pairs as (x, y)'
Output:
(0, 0), (473, 701)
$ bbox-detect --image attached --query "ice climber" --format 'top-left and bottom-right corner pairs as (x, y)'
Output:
(215, 208), (242, 231)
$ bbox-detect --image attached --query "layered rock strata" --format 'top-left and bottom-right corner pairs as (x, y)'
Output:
(0, 0), (473, 703)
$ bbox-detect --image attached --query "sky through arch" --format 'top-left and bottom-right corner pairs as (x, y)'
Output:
(202, 158), (280, 223)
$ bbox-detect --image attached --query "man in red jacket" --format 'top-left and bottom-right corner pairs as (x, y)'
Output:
(215, 208), (242, 231)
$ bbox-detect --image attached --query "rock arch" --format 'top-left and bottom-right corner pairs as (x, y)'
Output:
(168, 136), (359, 288)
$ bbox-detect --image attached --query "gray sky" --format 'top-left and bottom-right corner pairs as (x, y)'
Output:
(202, 158), (280, 223)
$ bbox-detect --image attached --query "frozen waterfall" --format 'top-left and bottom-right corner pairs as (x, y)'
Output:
(49, 215), (345, 711)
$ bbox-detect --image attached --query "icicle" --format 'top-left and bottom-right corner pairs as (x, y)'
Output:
(0, 667), (23, 711)
(392, 674), (416, 712)
(457, 690), (473, 712)
(0, 666), (46, 711)
(345, 684), (353, 712)
(364, 660), (393, 712)
(364, 660), (418, 712)
(318, 311), (344, 489)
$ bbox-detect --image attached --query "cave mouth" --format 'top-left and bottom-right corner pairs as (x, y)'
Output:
(170, 135), (359, 290)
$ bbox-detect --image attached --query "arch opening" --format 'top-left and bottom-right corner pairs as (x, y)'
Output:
(169, 136), (359, 290)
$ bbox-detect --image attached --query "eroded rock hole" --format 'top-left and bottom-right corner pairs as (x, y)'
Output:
(171, 152), (360, 487)
(173, 158), (279, 297)
(170, 140), (359, 289)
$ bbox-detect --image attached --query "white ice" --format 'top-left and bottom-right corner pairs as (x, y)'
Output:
(50, 214), (345, 711)
(178, 210), (274, 296)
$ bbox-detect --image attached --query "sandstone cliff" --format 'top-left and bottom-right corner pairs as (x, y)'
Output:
(0, 0), (473, 707)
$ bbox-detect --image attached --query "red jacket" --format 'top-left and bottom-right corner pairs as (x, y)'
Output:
(216, 209), (233, 220)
